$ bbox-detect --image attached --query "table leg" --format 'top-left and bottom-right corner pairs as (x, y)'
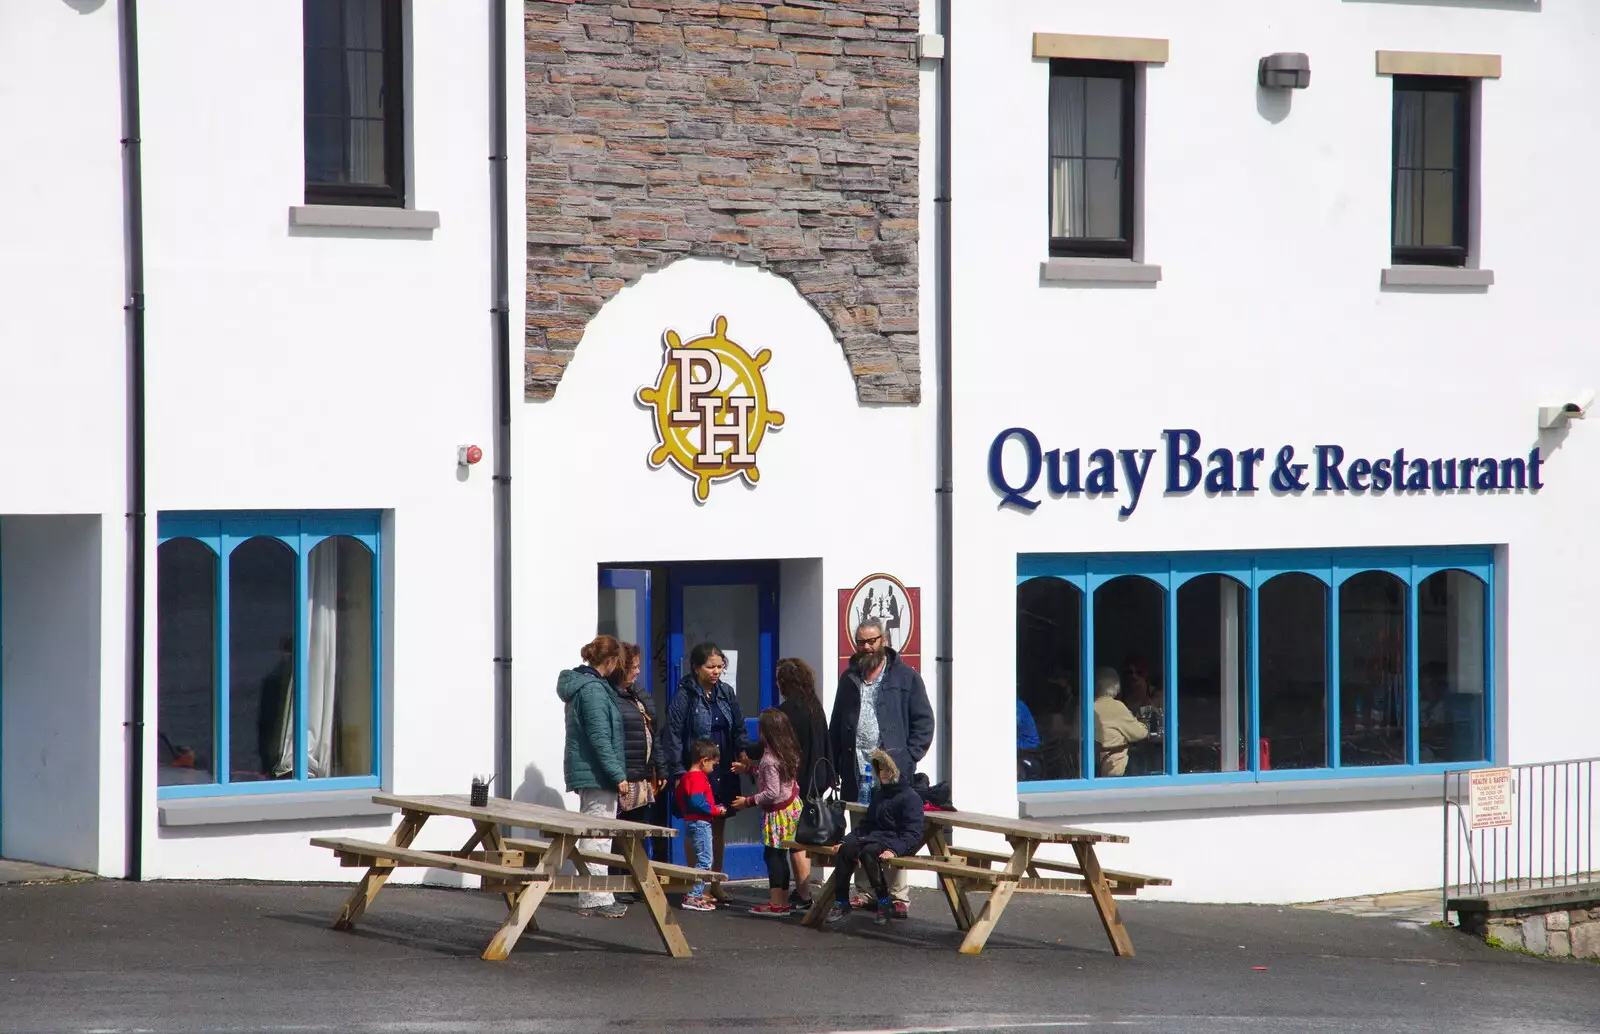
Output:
(333, 810), (427, 931)
(802, 858), (843, 929)
(619, 836), (692, 959)
(958, 837), (1034, 956)
(483, 834), (570, 961)
(1073, 840), (1135, 958)
(480, 823), (529, 922)
(925, 827), (975, 932)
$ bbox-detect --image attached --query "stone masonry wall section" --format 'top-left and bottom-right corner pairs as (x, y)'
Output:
(524, 1), (921, 402)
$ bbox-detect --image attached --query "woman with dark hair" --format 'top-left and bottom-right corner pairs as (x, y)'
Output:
(557, 634), (630, 918)
(771, 657), (831, 909)
(660, 641), (750, 899)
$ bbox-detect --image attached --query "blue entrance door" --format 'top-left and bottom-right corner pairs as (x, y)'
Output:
(668, 561), (779, 879)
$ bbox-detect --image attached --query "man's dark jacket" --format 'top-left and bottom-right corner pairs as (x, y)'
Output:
(829, 648), (934, 802)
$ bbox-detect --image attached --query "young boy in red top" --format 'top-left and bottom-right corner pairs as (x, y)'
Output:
(675, 739), (726, 911)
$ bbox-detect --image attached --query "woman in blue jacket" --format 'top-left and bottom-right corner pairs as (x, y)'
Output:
(660, 642), (751, 898)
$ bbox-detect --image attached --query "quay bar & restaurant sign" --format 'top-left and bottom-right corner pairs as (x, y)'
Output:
(990, 427), (1547, 517)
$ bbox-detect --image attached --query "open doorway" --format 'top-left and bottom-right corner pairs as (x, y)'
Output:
(597, 561), (789, 879)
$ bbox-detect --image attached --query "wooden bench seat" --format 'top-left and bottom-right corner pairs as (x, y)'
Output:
(504, 837), (727, 885)
(781, 840), (1008, 884)
(943, 844), (1171, 889)
(782, 839), (1169, 896)
(312, 837), (545, 882)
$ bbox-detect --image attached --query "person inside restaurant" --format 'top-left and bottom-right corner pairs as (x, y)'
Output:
(1093, 665), (1149, 777)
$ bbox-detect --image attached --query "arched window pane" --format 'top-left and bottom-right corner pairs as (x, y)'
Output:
(1259, 573), (1327, 770)
(229, 536), (297, 782)
(1093, 576), (1165, 777)
(158, 539), (217, 786)
(1419, 570), (1487, 763)
(1017, 578), (1082, 782)
(1177, 574), (1246, 774)
(1339, 571), (1408, 767)
(307, 536), (376, 778)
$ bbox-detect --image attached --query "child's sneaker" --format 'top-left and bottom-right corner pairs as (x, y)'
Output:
(849, 891), (874, 909)
(788, 892), (813, 915)
(748, 903), (790, 917)
(892, 900), (909, 920)
(874, 897), (893, 926)
(681, 896), (715, 912)
(824, 902), (852, 926)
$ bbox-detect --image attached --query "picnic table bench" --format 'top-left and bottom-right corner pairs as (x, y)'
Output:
(785, 804), (1167, 956)
(312, 793), (719, 960)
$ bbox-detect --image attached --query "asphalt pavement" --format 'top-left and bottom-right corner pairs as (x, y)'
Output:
(1, 878), (1597, 1034)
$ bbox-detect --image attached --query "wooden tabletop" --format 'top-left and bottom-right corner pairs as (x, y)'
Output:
(844, 801), (1128, 844)
(373, 794), (677, 838)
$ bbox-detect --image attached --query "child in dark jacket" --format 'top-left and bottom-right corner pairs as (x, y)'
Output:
(826, 748), (924, 927)
(675, 739), (726, 911)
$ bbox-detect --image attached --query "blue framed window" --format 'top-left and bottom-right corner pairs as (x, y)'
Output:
(1015, 547), (1495, 793)
(157, 512), (382, 799)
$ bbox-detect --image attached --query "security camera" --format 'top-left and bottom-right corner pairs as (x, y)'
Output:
(1538, 388), (1595, 430)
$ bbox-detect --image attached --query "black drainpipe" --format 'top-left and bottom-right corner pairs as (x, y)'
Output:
(118, 0), (148, 882)
(490, 0), (514, 801)
(934, 0), (954, 788)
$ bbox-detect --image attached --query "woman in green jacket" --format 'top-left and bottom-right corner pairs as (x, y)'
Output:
(557, 635), (631, 918)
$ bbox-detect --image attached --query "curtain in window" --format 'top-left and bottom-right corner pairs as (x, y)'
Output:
(1393, 92), (1423, 247)
(1050, 77), (1087, 238)
(341, 0), (386, 186)
(306, 544), (341, 778)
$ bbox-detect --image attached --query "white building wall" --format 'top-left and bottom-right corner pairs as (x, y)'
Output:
(512, 258), (939, 810)
(130, 1), (501, 880)
(951, 0), (1600, 901)
(0, 0), (135, 876)
(0, 1), (128, 517)
(0, 517), (105, 872)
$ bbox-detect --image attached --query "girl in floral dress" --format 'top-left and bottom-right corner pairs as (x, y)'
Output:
(733, 708), (803, 916)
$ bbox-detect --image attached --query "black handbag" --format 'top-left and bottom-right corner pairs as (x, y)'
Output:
(794, 757), (846, 846)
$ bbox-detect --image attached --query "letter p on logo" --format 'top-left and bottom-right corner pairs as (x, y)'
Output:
(669, 348), (721, 425)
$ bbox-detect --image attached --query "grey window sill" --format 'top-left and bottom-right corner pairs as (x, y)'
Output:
(1041, 258), (1162, 284)
(289, 205), (440, 231)
(158, 789), (394, 827)
(1381, 266), (1494, 288)
(1019, 774), (1442, 821)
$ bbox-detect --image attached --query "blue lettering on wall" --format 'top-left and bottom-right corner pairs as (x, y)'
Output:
(987, 427), (1546, 518)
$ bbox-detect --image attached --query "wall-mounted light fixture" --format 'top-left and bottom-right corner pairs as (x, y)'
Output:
(1538, 389), (1594, 430)
(1259, 53), (1311, 90)
(458, 444), (484, 467)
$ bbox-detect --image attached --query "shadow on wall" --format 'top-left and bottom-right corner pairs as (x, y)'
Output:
(512, 763), (567, 843)
(515, 763), (566, 811)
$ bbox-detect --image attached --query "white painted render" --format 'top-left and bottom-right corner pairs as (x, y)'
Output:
(950, 0), (1600, 900)
(3, 0), (1593, 906)
(511, 257), (939, 807)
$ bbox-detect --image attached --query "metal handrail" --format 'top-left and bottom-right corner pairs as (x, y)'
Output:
(1443, 757), (1598, 922)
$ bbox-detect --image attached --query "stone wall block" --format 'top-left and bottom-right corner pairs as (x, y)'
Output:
(526, 0), (921, 402)
(1572, 919), (1600, 958)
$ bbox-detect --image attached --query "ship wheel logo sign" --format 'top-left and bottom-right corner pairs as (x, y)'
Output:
(636, 315), (785, 503)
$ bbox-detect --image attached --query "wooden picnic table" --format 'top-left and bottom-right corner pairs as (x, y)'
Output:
(311, 793), (704, 960)
(789, 803), (1168, 956)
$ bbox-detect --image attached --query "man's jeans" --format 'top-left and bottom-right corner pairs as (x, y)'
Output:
(685, 819), (714, 898)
